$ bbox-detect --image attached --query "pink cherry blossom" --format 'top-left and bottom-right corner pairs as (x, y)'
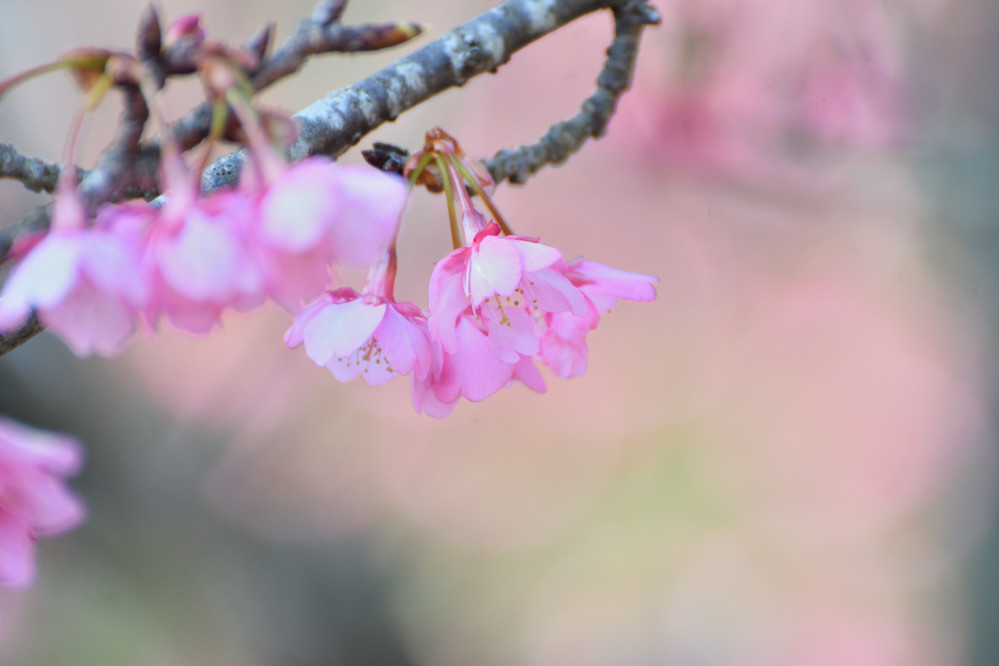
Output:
(0, 178), (146, 356)
(249, 158), (408, 310)
(285, 288), (432, 385)
(285, 248), (432, 386)
(411, 314), (547, 417)
(0, 417), (85, 588)
(539, 259), (658, 378)
(428, 222), (587, 363)
(140, 150), (265, 334)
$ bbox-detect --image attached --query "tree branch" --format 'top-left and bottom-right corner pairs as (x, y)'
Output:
(201, 0), (659, 190)
(484, 0), (659, 184)
(0, 143), (79, 194)
(0, 313), (42, 356)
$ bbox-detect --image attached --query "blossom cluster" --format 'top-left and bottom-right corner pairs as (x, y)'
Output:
(0, 10), (409, 356)
(285, 129), (657, 417)
(0, 10), (657, 418)
(0, 120), (654, 418)
(0, 149), (407, 356)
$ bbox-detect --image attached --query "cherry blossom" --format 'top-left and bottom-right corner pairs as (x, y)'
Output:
(539, 259), (659, 378)
(0, 417), (85, 588)
(285, 248), (433, 386)
(403, 128), (658, 415)
(0, 177), (146, 356)
(428, 221), (587, 364)
(141, 174), (264, 334)
(411, 315), (547, 418)
(249, 157), (408, 310)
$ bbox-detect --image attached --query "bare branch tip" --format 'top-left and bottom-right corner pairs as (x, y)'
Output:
(246, 22), (275, 60)
(137, 4), (163, 61)
(312, 0), (349, 27)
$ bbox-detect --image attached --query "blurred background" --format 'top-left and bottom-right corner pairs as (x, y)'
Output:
(1, 0), (997, 663)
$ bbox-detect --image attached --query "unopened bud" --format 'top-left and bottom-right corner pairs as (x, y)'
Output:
(136, 4), (162, 62)
(245, 23), (274, 62)
(349, 22), (424, 51)
(163, 13), (205, 49)
(312, 0), (348, 26)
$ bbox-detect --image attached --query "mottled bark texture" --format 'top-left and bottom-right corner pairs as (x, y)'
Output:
(201, 0), (659, 190)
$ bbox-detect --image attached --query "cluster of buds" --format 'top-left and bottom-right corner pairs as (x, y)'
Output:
(286, 129), (658, 417)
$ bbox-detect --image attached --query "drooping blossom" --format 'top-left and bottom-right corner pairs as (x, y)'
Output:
(0, 417), (85, 588)
(539, 259), (659, 378)
(249, 156), (408, 311)
(400, 127), (658, 416)
(0, 175), (146, 356)
(285, 247), (433, 386)
(139, 149), (264, 334)
(427, 205), (587, 364)
(411, 314), (548, 417)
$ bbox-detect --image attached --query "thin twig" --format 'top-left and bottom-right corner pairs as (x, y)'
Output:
(201, 0), (660, 191)
(0, 143), (79, 194)
(484, 0), (659, 184)
(0, 313), (42, 356)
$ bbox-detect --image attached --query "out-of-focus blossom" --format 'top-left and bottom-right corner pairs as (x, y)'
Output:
(250, 157), (407, 310)
(621, 0), (917, 184)
(142, 186), (264, 335)
(0, 417), (85, 589)
(0, 177), (146, 356)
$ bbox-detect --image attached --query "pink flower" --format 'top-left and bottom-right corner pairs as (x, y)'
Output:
(411, 315), (547, 417)
(285, 288), (432, 385)
(0, 179), (146, 356)
(0, 417), (85, 588)
(140, 152), (264, 334)
(249, 158), (407, 310)
(428, 222), (587, 363)
(539, 259), (658, 378)
(284, 248), (432, 386)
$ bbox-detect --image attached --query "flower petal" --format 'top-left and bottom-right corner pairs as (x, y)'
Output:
(301, 298), (386, 366)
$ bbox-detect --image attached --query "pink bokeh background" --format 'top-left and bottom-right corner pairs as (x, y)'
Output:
(0, 0), (995, 664)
